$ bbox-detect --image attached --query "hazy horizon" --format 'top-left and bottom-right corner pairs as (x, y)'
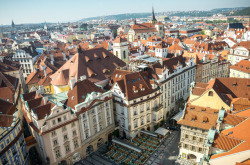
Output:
(0, 0), (249, 25)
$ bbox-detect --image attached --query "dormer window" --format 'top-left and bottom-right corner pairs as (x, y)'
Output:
(208, 91), (213, 96)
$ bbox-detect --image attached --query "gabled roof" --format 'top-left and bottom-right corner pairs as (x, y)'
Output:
(32, 103), (54, 120)
(0, 72), (18, 90)
(191, 78), (250, 107)
(231, 41), (250, 51)
(50, 47), (126, 85)
(0, 59), (20, 72)
(167, 44), (184, 51)
(110, 70), (157, 101)
(178, 104), (219, 130)
(67, 79), (105, 109)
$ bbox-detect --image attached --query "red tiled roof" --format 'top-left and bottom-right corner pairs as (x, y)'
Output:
(67, 79), (105, 109)
(50, 47), (126, 86)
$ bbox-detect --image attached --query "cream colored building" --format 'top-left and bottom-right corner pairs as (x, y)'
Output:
(154, 56), (196, 119)
(230, 59), (250, 78)
(228, 41), (250, 65)
(112, 37), (129, 61)
(110, 70), (163, 138)
(21, 77), (115, 165)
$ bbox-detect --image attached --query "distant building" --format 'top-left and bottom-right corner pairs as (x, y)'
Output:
(112, 37), (129, 61)
(12, 46), (38, 78)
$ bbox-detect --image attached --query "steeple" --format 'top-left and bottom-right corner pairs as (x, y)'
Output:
(11, 20), (15, 33)
(11, 20), (15, 29)
(151, 6), (157, 25)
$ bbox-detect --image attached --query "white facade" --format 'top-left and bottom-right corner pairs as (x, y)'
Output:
(228, 46), (249, 65)
(156, 58), (196, 119)
(12, 49), (35, 78)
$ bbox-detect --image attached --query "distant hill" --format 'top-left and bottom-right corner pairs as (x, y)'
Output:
(79, 13), (151, 22)
(231, 7), (250, 16)
(211, 7), (246, 12)
(78, 7), (249, 22)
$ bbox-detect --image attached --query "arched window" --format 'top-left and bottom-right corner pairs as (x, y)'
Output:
(123, 51), (126, 59)
(208, 91), (213, 96)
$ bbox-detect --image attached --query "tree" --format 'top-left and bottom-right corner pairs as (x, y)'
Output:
(200, 30), (206, 35)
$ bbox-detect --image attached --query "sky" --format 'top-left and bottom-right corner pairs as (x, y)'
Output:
(0, 0), (249, 25)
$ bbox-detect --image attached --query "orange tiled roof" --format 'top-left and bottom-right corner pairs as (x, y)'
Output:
(177, 104), (219, 130)
(230, 60), (250, 74)
(212, 133), (243, 151)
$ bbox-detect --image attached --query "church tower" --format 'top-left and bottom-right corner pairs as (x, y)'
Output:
(151, 6), (157, 25)
(44, 22), (47, 32)
(11, 20), (15, 33)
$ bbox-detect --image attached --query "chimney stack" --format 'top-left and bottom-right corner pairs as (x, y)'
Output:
(70, 78), (76, 90)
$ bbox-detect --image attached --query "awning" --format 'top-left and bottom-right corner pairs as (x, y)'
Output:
(112, 138), (142, 153)
(171, 110), (184, 121)
(155, 127), (169, 136)
(140, 130), (158, 137)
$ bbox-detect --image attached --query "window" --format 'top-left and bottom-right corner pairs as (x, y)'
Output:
(64, 135), (68, 140)
(123, 51), (126, 59)
(12, 147), (17, 155)
(51, 131), (56, 136)
(64, 116), (67, 120)
(52, 120), (56, 125)
(65, 145), (70, 152)
(140, 104), (144, 113)
(62, 126), (66, 131)
(199, 138), (203, 142)
(57, 118), (61, 123)
(53, 140), (58, 145)
(185, 134), (188, 139)
(55, 150), (60, 158)
(85, 132), (89, 139)
(134, 120), (138, 128)
(73, 130), (77, 136)
(1, 144), (4, 149)
(72, 122), (75, 127)
(146, 102), (150, 110)
(198, 147), (203, 153)
(6, 139), (9, 144)
(74, 140), (78, 148)
(193, 136), (196, 141)
(134, 107), (137, 116)
(208, 91), (213, 96)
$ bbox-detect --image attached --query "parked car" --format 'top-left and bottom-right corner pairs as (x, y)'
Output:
(167, 126), (179, 131)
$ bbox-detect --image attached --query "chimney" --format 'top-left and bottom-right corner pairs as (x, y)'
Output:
(43, 96), (48, 104)
(70, 78), (76, 90)
(38, 85), (45, 94)
(50, 53), (54, 65)
(62, 52), (67, 61)
(80, 75), (86, 81)
(44, 69), (47, 77)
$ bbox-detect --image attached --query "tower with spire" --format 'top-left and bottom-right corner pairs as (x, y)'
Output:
(151, 6), (158, 25)
(11, 20), (15, 33)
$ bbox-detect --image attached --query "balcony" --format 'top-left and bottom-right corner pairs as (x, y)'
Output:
(152, 104), (163, 112)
